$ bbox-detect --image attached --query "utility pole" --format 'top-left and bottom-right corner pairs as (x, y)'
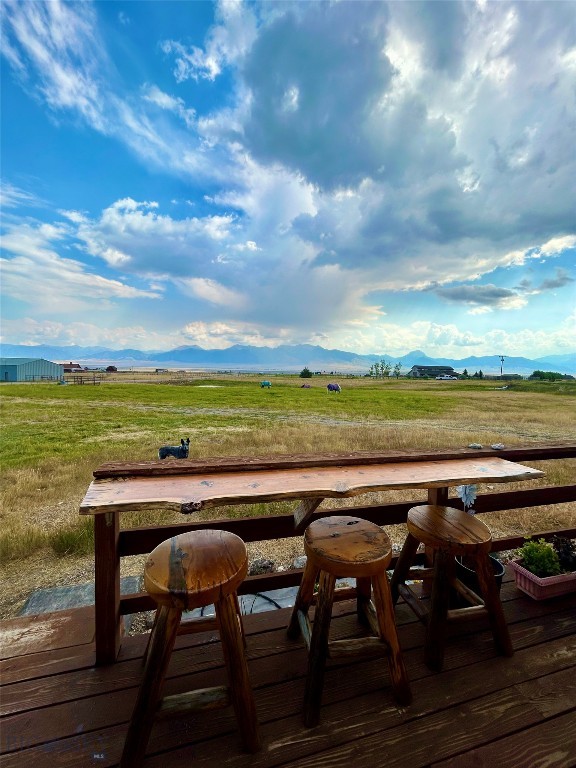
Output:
(498, 355), (506, 377)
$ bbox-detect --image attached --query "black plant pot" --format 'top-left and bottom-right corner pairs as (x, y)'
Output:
(451, 554), (505, 608)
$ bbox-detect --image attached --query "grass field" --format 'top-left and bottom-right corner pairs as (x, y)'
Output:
(0, 373), (574, 619)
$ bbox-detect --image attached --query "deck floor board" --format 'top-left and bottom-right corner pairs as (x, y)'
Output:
(1, 568), (575, 767)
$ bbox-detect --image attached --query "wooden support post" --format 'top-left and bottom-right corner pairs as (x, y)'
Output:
(427, 486), (449, 506)
(293, 498), (323, 533)
(94, 511), (121, 666)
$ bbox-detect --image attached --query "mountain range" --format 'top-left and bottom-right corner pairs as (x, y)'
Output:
(1, 343), (575, 375)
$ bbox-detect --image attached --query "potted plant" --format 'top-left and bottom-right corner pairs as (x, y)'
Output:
(510, 536), (576, 600)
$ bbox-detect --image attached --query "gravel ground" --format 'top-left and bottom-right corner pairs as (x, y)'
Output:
(0, 534), (309, 621)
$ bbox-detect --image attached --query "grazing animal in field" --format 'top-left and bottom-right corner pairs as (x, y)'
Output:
(327, 382), (341, 393)
(158, 438), (190, 460)
(300, 384), (311, 388)
(260, 380), (272, 388)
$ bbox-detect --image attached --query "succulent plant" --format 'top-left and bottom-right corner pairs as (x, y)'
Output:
(516, 538), (561, 578)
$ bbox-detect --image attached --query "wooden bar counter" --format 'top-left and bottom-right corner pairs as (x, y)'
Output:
(80, 450), (544, 664)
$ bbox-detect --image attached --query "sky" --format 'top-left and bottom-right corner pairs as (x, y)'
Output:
(1, 0), (575, 360)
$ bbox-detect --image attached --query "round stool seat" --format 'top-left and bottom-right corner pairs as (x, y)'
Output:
(144, 530), (248, 610)
(304, 515), (392, 578)
(407, 505), (492, 556)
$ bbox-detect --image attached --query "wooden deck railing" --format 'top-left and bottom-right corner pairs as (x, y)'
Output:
(88, 442), (576, 663)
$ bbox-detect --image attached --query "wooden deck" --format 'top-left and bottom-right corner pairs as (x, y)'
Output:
(1, 568), (575, 767)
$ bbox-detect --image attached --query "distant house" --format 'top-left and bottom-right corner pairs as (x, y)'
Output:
(62, 362), (84, 373)
(0, 357), (64, 382)
(409, 365), (457, 378)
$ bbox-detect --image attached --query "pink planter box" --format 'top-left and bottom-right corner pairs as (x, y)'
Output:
(510, 559), (576, 600)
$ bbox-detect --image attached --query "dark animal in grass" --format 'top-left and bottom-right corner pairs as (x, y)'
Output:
(327, 382), (341, 393)
(158, 438), (190, 460)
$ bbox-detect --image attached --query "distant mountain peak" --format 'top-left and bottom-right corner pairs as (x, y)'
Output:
(0, 342), (573, 375)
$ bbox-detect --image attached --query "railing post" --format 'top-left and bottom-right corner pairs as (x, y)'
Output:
(94, 511), (121, 665)
(427, 487), (449, 506)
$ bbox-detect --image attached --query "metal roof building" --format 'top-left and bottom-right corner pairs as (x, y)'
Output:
(408, 365), (457, 378)
(0, 357), (64, 382)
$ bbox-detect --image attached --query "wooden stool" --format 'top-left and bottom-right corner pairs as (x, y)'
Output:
(391, 505), (513, 671)
(120, 530), (260, 767)
(287, 515), (412, 727)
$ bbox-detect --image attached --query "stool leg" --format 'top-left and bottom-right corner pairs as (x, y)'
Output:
(141, 607), (160, 668)
(233, 592), (247, 649)
(475, 554), (514, 658)
(304, 570), (336, 728)
(424, 549), (453, 672)
(356, 576), (372, 627)
(287, 559), (319, 640)
(390, 532), (420, 603)
(216, 592), (260, 753)
(120, 604), (181, 768)
(371, 571), (412, 706)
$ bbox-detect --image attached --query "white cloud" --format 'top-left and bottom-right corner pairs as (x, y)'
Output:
(72, 198), (238, 279)
(0, 317), (180, 350)
(59, 209), (88, 224)
(176, 277), (246, 309)
(330, 317), (576, 360)
(540, 236), (576, 257)
(1, 1), (224, 182)
(142, 84), (196, 129)
(161, 0), (258, 82)
(1, 0), (109, 130)
(2, 1), (575, 357)
(232, 240), (260, 252)
(181, 320), (280, 349)
(1, 218), (161, 313)
(0, 182), (42, 209)
(0, 251), (160, 312)
(226, 0), (575, 293)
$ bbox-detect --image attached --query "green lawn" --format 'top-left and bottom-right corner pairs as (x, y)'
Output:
(1, 378), (455, 469)
(0, 375), (574, 564)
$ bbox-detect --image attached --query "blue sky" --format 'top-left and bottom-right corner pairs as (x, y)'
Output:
(1, 0), (575, 358)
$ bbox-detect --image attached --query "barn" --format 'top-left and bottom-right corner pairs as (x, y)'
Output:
(0, 357), (64, 382)
(408, 365), (457, 378)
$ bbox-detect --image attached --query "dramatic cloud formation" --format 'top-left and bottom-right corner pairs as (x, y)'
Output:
(1, 0), (574, 358)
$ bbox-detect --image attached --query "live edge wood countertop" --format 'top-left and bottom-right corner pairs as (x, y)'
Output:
(80, 454), (543, 516)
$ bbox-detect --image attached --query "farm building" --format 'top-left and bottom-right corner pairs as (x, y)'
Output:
(62, 361), (84, 373)
(408, 365), (457, 378)
(0, 357), (64, 382)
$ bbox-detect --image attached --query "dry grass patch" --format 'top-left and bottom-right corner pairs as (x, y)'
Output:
(0, 378), (573, 621)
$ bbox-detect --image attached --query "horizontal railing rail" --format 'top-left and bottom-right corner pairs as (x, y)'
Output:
(119, 525), (576, 616)
(94, 442), (576, 478)
(118, 484), (576, 557)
